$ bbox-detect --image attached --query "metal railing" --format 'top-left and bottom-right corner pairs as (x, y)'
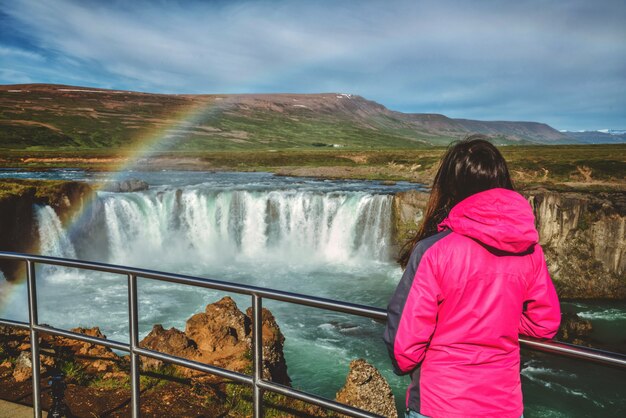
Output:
(0, 251), (625, 418)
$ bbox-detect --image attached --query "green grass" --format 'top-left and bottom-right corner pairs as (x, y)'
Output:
(223, 382), (333, 418)
(87, 364), (182, 391)
(59, 360), (90, 385)
(0, 179), (92, 202)
(0, 144), (623, 191)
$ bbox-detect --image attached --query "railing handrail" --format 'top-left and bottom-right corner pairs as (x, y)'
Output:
(0, 252), (385, 319)
(0, 251), (625, 418)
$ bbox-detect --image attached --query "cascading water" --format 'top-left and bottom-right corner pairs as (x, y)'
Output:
(79, 189), (393, 268)
(35, 205), (77, 259)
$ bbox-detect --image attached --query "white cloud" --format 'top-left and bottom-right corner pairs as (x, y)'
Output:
(1, 0), (625, 130)
(0, 46), (44, 61)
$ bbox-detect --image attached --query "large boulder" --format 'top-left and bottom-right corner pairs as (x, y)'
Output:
(140, 296), (290, 385)
(336, 359), (397, 418)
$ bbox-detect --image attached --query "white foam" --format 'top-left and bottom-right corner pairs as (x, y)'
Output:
(521, 363), (604, 407)
(578, 309), (626, 321)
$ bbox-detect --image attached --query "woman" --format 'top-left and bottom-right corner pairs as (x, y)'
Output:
(384, 135), (561, 418)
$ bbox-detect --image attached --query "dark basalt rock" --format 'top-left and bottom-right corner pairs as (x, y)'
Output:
(101, 179), (149, 193)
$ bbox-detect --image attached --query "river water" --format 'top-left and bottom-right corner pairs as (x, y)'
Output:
(1, 170), (624, 417)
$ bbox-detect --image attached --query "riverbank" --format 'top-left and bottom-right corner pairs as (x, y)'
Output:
(1, 144), (625, 192)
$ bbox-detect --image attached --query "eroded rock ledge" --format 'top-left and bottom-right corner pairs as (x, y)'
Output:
(0, 179), (92, 280)
(393, 189), (626, 299)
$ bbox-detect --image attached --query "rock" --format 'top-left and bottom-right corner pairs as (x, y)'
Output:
(245, 306), (290, 385)
(0, 179), (91, 280)
(186, 297), (250, 354)
(392, 190), (428, 254)
(53, 327), (121, 374)
(393, 189), (626, 299)
(336, 359), (397, 418)
(557, 312), (593, 346)
(140, 324), (199, 372)
(393, 190), (428, 227)
(139, 297), (290, 385)
(12, 351), (44, 383)
(528, 190), (626, 298)
(102, 179), (149, 192)
(13, 352), (32, 382)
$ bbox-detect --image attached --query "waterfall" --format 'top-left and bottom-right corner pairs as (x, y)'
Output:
(35, 205), (77, 258)
(36, 188), (394, 267)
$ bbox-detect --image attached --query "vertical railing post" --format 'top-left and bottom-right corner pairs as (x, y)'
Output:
(252, 294), (264, 418)
(26, 260), (42, 418)
(128, 274), (141, 418)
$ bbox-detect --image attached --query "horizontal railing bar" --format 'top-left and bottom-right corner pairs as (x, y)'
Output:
(257, 380), (384, 418)
(32, 324), (130, 352)
(1, 252), (625, 370)
(138, 273), (387, 320)
(0, 252), (386, 320)
(253, 290), (386, 320)
(0, 318), (30, 330)
(521, 337), (626, 368)
(134, 347), (254, 385)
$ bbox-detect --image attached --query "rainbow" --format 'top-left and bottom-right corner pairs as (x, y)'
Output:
(0, 96), (225, 316)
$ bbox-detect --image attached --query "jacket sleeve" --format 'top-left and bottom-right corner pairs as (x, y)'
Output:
(519, 244), (561, 339)
(384, 242), (441, 375)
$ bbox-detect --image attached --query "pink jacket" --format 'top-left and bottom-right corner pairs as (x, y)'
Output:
(384, 188), (561, 418)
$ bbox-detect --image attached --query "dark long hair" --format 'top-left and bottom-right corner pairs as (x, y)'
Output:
(398, 134), (514, 268)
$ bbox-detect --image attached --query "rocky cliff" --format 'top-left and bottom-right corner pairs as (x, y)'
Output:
(528, 190), (625, 298)
(0, 298), (331, 417)
(392, 189), (626, 299)
(0, 179), (92, 280)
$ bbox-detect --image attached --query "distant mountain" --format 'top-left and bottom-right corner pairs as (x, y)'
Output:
(0, 84), (572, 150)
(562, 130), (626, 144)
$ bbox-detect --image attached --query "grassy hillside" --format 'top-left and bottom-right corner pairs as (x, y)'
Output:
(0, 84), (570, 150)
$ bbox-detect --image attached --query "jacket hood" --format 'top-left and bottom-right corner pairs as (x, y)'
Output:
(438, 188), (538, 253)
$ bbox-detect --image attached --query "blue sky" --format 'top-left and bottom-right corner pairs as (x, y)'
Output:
(1, 0), (624, 131)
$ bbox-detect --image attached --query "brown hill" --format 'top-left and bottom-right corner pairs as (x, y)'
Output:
(0, 84), (569, 150)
